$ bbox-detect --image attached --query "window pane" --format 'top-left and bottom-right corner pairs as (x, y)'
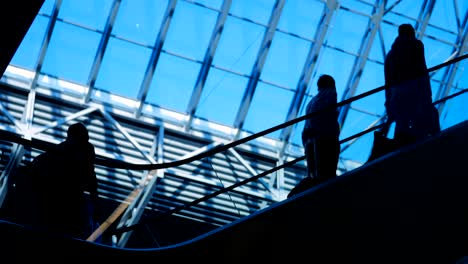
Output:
(41, 22), (101, 84)
(326, 9), (369, 55)
(10, 16), (49, 70)
(164, 1), (218, 60)
(196, 68), (247, 126)
(212, 17), (264, 75)
(95, 37), (151, 99)
(243, 83), (293, 138)
(261, 32), (310, 88)
(230, 0), (275, 25)
(146, 53), (201, 113)
(112, 0), (167, 46)
(277, 0), (322, 39)
(58, 0), (113, 30)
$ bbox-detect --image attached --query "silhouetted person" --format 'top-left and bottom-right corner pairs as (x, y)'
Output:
(289, 75), (340, 198)
(26, 122), (99, 239)
(384, 23), (440, 146)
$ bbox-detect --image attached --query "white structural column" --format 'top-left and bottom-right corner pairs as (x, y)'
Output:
(233, 0), (285, 138)
(185, 0), (232, 131)
(135, 0), (177, 117)
(337, 0), (385, 127)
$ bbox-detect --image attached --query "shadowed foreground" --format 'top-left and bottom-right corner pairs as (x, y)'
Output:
(1, 121), (468, 263)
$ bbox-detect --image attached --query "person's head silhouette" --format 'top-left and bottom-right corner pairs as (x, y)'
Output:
(67, 122), (89, 143)
(398, 24), (415, 38)
(317, 74), (335, 91)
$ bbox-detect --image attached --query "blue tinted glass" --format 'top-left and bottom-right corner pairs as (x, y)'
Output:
(10, 16), (49, 69)
(230, 0), (275, 25)
(58, 0), (113, 30)
(95, 37), (151, 99)
(277, 0), (322, 39)
(196, 68), (248, 126)
(261, 32), (310, 89)
(212, 17), (264, 75)
(243, 83), (293, 138)
(39, 0), (55, 15)
(327, 9), (368, 55)
(146, 53), (201, 113)
(41, 22), (101, 84)
(164, 1), (218, 60)
(112, 0), (167, 46)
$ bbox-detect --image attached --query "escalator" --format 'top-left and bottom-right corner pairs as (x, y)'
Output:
(1, 118), (467, 263)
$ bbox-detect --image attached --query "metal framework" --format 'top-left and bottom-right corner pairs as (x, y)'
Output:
(0, 0), (466, 248)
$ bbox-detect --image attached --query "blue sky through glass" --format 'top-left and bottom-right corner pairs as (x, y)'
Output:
(5, 0), (468, 166)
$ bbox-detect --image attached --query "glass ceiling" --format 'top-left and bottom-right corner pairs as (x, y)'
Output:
(5, 0), (468, 167)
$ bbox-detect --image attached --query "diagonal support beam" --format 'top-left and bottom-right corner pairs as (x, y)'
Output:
(114, 126), (165, 248)
(135, 0), (177, 118)
(338, 0), (385, 127)
(184, 0), (232, 131)
(233, 0), (285, 136)
(99, 107), (157, 164)
(31, 106), (99, 135)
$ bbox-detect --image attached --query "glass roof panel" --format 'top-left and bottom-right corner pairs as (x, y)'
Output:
(243, 82), (294, 139)
(212, 16), (263, 75)
(352, 61), (385, 113)
(94, 37), (151, 99)
(10, 16), (48, 70)
(164, 1), (218, 61)
(315, 46), (355, 100)
(3, 0), (468, 173)
(326, 7), (369, 55)
(146, 53), (201, 113)
(260, 31), (310, 89)
(229, 0), (275, 25)
(111, 0), (167, 46)
(39, 0), (54, 15)
(277, 0), (322, 39)
(41, 22), (101, 84)
(196, 68), (247, 126)
(389, 0), (424, 18)
(57, 0), (113, 31)
(195, 0), (223, 10)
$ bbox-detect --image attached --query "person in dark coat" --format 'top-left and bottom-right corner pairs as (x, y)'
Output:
(384, 23), (440, 146)
(27, 122), (99, 239)
(289, 74), (340, 198)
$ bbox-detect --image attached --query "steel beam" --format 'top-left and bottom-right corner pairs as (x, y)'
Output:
(338, 0), (385, 127)
(84, 0), (121, 103)
(435, 13), (468, 114)
(184, 0), (232, 131)
(135, 0), (178, 117)
(233, 0), (285, 136)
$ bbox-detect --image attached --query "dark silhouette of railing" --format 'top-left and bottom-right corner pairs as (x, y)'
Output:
(110, 54), (468, 236)
(1, 54), (467, 241)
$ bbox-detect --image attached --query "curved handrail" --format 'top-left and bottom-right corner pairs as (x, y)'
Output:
(4, 54), (467, 172)
(112, 85), (468, 236)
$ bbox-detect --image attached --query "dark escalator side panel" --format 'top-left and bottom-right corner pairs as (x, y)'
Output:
(1, 121), (468, 263)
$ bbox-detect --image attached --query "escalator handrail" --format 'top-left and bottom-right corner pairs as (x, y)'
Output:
(3, 53), (467, 171)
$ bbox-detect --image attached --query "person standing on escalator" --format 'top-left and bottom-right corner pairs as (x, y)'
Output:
(384, 23), (440, 147)
(24, 122), (100, 239)
(289, 74), (341, 198)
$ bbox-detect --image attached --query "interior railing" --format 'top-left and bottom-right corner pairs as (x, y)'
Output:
(1, 53), (467, 245)
(107, 53), (468, 239)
